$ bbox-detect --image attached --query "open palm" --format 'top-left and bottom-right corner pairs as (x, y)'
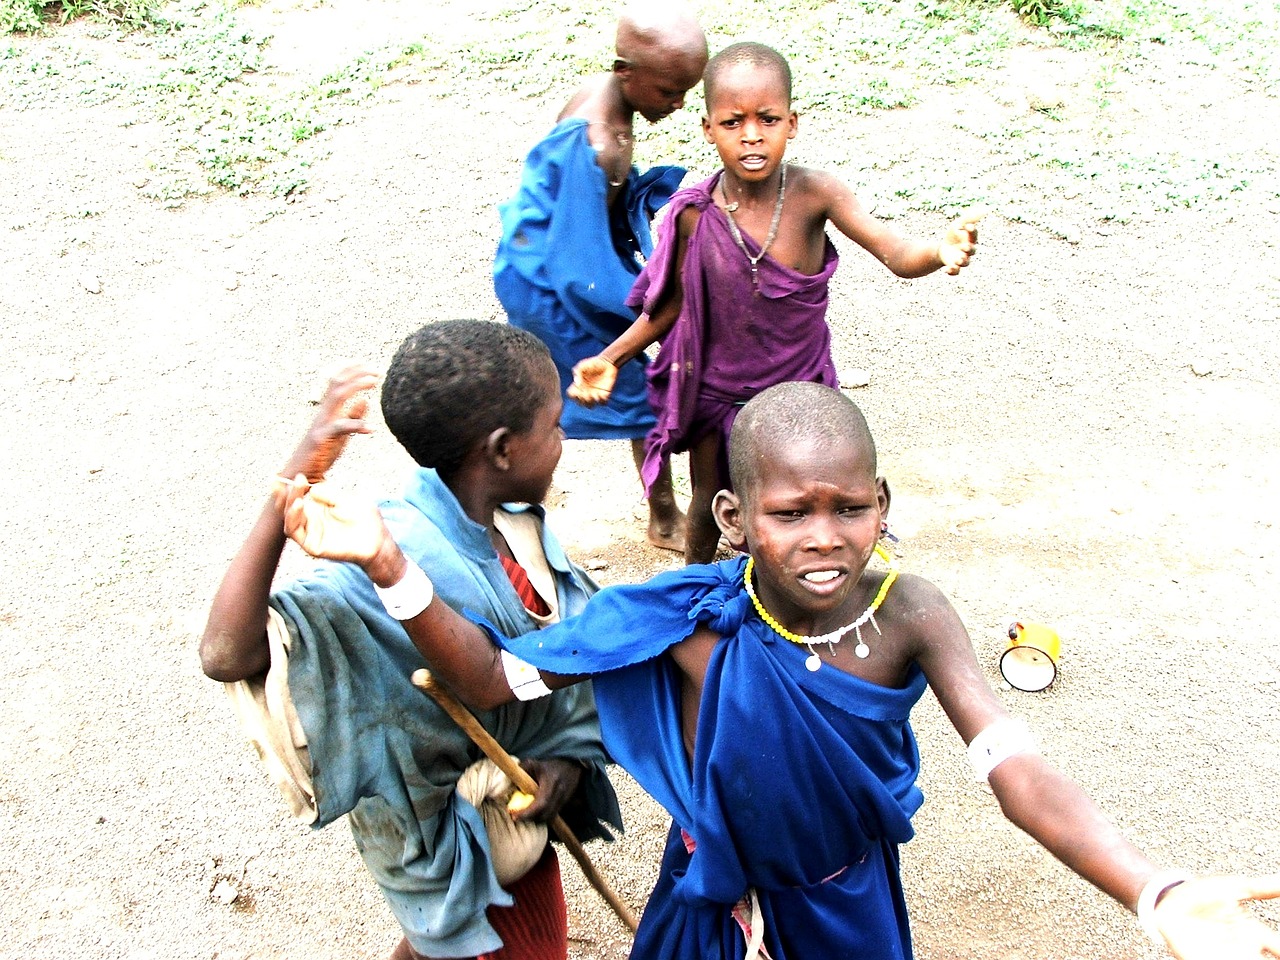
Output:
(1157, 875), (1280, 959)
(279, 479), (385, 564)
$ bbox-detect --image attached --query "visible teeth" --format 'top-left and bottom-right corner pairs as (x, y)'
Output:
(804, 571), (839, 583)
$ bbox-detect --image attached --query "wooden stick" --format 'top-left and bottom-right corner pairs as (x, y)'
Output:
(410, 668), (640, 934)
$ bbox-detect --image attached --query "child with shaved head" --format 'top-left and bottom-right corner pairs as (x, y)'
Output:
(570, 41), (982, 565)
(494, 3), (708, 554)
(275, 380), (1280, 960)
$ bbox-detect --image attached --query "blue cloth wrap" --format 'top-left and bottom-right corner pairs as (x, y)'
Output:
(495, 117), (685, 440)
(492, 556), (927, 959)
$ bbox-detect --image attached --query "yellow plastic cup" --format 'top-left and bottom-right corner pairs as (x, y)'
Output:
(1000, 621), (1061, 692)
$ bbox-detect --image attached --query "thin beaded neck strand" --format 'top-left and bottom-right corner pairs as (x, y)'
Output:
(744, 542), (899, 672)
(721, 163), (787, 293)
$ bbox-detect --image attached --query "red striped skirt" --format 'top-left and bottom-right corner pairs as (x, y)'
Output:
(477, 844), (567, 960)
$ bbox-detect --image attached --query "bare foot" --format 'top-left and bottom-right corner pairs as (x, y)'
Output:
(647, 508), (687, 554)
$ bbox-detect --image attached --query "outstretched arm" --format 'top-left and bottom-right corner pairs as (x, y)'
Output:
(274, 479), (582, 709)
(198, 366), (379, 682)
(988, 750), (1280, 957)
(821, 170), (979, 278)
(906, 576), (1280, 958)
(569, 205), (699, 406)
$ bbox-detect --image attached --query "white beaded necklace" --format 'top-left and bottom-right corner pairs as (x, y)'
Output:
(744, 544), (899, 672)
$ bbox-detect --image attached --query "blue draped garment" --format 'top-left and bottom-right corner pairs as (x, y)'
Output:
(496, 555), (927, 959)
(269, 468), (620, 957)
(494, 117), (685, 440)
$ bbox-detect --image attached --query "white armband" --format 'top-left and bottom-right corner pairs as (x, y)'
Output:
(967, 718), (1038, 782)
(373, 558), (434, 621)
(501, 649), (552, 701)
(1136, 869), (1193, 943)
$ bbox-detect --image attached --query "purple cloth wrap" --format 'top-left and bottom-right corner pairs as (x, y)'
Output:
(626, 171), (840, 492)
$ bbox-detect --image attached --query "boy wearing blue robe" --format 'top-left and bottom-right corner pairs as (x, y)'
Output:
(273, 381), (1280, 960)
(493, 5), (707, 554)
(201, 322), (620, 960)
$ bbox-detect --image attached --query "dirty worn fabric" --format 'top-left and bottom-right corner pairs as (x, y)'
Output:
(494, 556), (925, 960)
(495, 117), (685, 440)
(627, 171), (840, 493)
(260, 468), (619, 958)
(225, 605), (317, 823)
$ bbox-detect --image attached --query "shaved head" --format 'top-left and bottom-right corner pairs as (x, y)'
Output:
(616, 3), (707, 68)
(728, 382), (877, 499)
(704, 41), (792, 106)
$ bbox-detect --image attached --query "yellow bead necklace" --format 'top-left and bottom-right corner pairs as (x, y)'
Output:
(743, 543), (899, 672)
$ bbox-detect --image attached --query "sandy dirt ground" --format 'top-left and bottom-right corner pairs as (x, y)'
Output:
(1, 2), (1278, 959)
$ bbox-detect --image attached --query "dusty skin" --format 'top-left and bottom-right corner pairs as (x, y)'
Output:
(1, 1), (1278, 959)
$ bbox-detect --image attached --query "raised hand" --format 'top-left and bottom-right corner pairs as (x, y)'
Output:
(568, 355), (619, 407)
(1155, 874), (1280, 958)
(938, 210), (983, 276)
(280, 364), (381, 484)
(276, 476), (388, 567)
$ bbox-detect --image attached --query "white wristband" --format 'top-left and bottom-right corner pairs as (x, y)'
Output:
(501, 649), (552, 701)
(1136, 869), (1193, 944)
(373, 557), (434, 620)
(967, 718), (1037, 782)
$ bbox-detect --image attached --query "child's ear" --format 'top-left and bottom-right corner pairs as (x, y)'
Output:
(787, 110), (798, 140)
(613, 57), (631, 77)
(702, 115), (714, 143)
(877, 476), (891, 521)
(712, 489), (746, 551)
(485, 427), (513, 471)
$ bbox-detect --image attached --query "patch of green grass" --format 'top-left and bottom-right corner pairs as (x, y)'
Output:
(953, 115), (1270, 225)
(1, 0), (43, 32)
(157, 32), (431, 198)
(2, 0), (163, 34)
(0, 0), (434, 201)
(1011, 0), (1086, 29)
(3, 0), (1276, 216)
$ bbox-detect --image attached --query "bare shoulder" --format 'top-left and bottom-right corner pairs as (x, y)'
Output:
(784, 164), (862, 231)
(676, 203), (702, 234)
(883, 571), (960, 629)
(558, 75), (612, 125)
(877, 571), (974, 664)
(786, 164), (854, 203)
(786, 163), (836, 188)
(884, 571), (1006, 737)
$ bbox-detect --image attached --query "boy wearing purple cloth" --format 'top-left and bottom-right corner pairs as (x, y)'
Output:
(569, 42), (981, 564)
